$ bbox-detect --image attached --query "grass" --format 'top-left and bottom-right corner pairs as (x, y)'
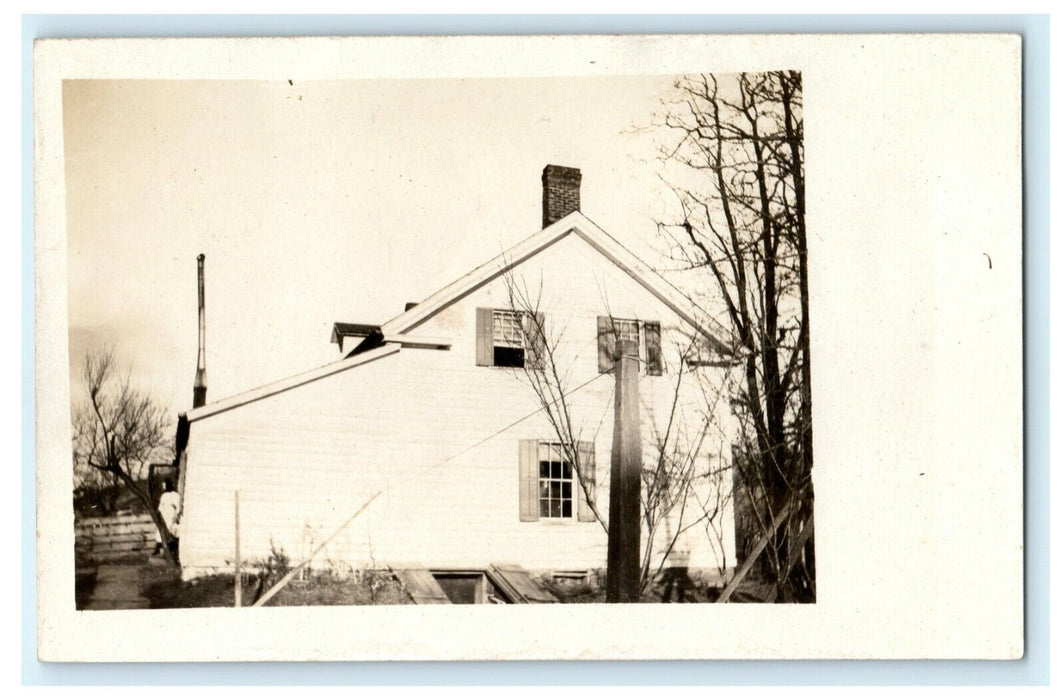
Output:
(141, 567), (414, 608)
(539, 570), (723, 603)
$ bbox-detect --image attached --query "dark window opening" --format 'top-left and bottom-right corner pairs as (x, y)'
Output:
(493, 345), (525, 368)
(432, 571), (511, 604)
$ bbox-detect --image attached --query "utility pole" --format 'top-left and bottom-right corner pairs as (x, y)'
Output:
(606, 339), (642, 602)
(234, 490), (242, 608)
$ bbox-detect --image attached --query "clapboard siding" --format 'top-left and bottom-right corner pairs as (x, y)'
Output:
(180, 232), (735, 577)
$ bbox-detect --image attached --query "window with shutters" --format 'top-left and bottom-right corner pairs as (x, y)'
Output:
(492, 309), (526, 367)
(519, 439), (596, 522)
(597, 316), (663, 376)
(476, 308), (547, 369)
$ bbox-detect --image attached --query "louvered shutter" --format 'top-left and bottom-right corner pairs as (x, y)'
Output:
(525, 312), (547, 370)
(476, 308), (494, 366)
(645, 321), (663, 376)
(519, 439), (539, 522)
(597, 316), (615, 373)
(576, 440), (597, 522)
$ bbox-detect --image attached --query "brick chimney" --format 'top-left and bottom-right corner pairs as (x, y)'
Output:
(542, 165), (581, 228)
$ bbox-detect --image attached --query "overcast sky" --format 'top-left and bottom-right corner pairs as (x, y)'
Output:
(63, 76), (684, 419)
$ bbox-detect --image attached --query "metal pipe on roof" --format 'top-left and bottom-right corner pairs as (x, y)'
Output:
(193, 254), (207, 409)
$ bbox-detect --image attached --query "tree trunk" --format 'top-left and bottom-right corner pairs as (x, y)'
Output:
(112, 467), (177, 567)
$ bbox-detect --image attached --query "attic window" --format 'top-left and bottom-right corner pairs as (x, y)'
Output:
(597, 316), (663, 376)
(613, 319), (640, 346)
(492, 310), (526, 368)
(476, 307), (546, 370)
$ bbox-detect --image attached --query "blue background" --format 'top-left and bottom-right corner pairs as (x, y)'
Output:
(22, 13), (1050, 686)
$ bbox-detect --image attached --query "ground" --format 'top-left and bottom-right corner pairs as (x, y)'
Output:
(77, 556), (734, 609)
(539, 571), (722, 604)
(140, 564), (413, 608)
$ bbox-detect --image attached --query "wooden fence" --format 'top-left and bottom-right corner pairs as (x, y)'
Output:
(75, 513), (158, 561)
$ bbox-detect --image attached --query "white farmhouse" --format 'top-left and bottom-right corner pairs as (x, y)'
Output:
(176, 166), (738, 590)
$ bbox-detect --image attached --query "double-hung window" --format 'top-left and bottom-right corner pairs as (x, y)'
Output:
(491, 309), (525, 367)
(475, 307), (546, 369)
(537, 442), (573, 518)
(518, 439), (596, 522)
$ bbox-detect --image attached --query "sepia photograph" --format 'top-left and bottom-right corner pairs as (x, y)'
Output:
(35, 34), (1024, 662)
(66, 72), (814, 610)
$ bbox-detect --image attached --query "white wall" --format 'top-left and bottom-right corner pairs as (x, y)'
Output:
(179, 231), (736, 579)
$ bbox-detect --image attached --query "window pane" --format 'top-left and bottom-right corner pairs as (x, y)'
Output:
(539, 498), (550, 517)
(550, 500), (561, 518)
(539, 461), (550, 478)
(492, 310), (524, 347)
(562, 461), (572, 479)
(551, 461), (560, 479)
(562, 482), (572, 499)
(614, 319), (640, 343)
(562, 500), (572, 518)
(493, 346), (524, 367)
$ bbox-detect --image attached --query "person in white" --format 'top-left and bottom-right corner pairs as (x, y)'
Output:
(154, 479), (181, 557)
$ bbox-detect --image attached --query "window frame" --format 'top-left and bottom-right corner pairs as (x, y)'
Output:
(477, 307), (547, 370)
(537, 441), (575, 520)
(598, 316), (663, 376)
(491, 308), (527, 368)
(519, 438), (596, 523)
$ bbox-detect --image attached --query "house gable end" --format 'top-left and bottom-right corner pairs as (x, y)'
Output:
(381, 211), (733, 355)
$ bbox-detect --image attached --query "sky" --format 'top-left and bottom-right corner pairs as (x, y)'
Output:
(63, 75), (686, 419)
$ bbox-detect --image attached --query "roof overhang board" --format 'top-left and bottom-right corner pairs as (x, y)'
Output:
(568, 216), (735, 355)
(344, 333), (452, 359)
(384, 333), (452, 350)
(186, 344), (401, 423)
(380, 213), (578, 336)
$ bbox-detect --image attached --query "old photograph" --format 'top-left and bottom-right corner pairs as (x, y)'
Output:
(66, 72), (813, 610)
(36, 34), (1023, 662)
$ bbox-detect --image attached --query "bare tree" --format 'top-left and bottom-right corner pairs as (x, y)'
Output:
(72, 452), (122, 517)
(653, 71), (815, 602)
(71, 348), (177, 565)
(504, 275), (609, 533)
(503, 272), (731, 593)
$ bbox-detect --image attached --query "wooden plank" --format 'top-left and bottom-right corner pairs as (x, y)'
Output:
(763, 516), (815, 604)
(79, 516), (155, 527)
(234, 490), (242, 608)
(76, 524), (156, 538)
(718, 499), (797, 604)
(251, 490), (382, 607)
(91, 537), (154, 550)
(87, 533), (154, 547)
(91, 542), (152, 555)
(488, 564), (557, 604)
(393, 569), (452, 605)
(76, 514), (154, 528)
(91, 550), (147, 562)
